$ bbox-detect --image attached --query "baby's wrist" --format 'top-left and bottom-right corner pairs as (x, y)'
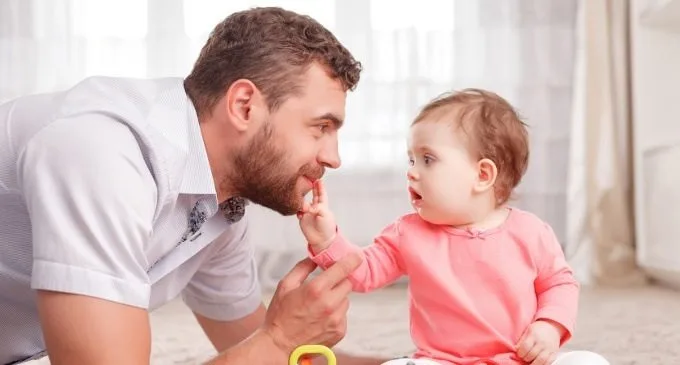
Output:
(309, 233), (336, 251)
(536, 319), (567, 338)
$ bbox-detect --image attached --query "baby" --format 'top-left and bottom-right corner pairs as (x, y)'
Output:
(297, 89), (610, 365)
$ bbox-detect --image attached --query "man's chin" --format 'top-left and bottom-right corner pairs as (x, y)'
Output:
(272, 200), (304, 216)
(274, 207), (298, 216)
(248, 188), (306, 216)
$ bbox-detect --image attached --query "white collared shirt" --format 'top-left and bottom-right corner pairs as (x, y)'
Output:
(0, 76), (261, 364)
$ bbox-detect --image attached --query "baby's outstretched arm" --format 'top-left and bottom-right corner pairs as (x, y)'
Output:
(297, 180), (406, 292)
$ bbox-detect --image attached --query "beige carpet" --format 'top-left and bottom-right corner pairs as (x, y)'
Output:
(29, 284), (680, 364)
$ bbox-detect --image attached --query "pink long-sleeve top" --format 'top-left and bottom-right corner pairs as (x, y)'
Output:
(308, 208), (579, 365)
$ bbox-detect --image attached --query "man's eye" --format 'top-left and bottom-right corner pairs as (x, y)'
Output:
(318, 124), (329, 132)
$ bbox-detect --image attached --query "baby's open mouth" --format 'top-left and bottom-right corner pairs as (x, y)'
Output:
(409, 187), (422, 201)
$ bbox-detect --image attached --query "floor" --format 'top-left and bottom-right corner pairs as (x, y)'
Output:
(29, 283), (680, 364)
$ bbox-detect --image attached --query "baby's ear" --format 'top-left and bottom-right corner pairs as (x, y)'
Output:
(474, 158), (498, 193)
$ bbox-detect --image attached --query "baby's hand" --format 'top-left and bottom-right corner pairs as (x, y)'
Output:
(297, 179), (336, 250)
(515, 320), (563, 365)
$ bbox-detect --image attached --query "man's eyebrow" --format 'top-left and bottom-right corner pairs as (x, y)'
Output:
(313, 113), (344, 129)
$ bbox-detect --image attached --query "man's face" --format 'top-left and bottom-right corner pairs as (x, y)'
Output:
(231, 63), (346, 215)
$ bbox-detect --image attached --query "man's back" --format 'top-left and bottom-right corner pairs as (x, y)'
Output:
(0, 77), (262, 364)
(0, 90), (76, 363)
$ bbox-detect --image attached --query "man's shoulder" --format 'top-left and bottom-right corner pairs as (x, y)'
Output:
(61, 76), (199, 161)
(7, 76), (196, 200)
(58, 76), (185, 120)
(3, 75), (189, 144)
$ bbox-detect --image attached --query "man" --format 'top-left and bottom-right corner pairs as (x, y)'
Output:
(0, 7), (387, 365)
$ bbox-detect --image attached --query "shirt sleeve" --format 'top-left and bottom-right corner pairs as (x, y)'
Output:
(309, 220), (406, 293)
(181, 213), (262, 321)
(17, 115), (157, 308)
(533, 222), (580, 344)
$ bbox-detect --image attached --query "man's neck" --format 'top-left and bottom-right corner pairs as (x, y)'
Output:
(198, 114), (241, 204)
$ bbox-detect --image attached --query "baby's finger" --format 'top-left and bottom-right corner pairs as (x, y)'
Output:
(301, 201), (311, 213)
(530, 349), (552, 365)
(523, 344), (542, 363)
(316, 179), (328, 205)
(515, 329), (529, 349)
(547, 352), (557, 365)
(312, 181), (320, 206)
(516, 336), (534, 358)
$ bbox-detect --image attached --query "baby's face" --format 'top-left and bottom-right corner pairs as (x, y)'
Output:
(407, 120), (479, 225)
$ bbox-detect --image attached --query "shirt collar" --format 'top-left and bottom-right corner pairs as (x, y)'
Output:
(178, 88), (249, 222)
(179, 93), (217, 198)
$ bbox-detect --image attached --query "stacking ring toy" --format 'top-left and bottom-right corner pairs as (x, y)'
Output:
(289, 344), (336, 365)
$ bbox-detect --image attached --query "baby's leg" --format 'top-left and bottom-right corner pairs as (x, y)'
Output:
(552, 350), (610, 365)
(381, 358), (442, 365)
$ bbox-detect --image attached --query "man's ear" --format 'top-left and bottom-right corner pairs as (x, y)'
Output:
(224, 79), (266, 132)
(474, 158), (498, 193)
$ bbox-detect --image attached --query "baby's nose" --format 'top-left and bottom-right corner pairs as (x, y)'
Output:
(407, 168), (418, 180)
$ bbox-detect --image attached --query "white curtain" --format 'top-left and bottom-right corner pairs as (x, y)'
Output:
(0, 0), (580, 290)
(566, 0), (647, 286)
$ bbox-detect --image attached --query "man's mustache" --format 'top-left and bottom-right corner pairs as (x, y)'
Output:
(300, 164), (325, 181)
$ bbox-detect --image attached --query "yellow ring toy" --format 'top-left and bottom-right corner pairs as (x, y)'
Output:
(289, 344), (336, 365)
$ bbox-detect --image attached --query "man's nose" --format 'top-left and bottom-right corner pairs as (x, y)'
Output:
(318, 139), (341, 169)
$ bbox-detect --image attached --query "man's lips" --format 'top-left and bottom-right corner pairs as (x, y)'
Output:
(300, 176), (321, 195)
(303, 170), (324, 184)
(303, 176), (317, 186)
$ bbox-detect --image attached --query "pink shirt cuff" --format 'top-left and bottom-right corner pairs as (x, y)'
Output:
(307, 230), (360, 270)
(534, 306), (576, 344)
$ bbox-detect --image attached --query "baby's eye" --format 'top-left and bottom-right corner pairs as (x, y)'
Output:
(408, 158), (415, 166)
(424, 155), (433, 164)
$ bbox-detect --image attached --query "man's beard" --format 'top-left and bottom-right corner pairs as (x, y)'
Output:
(228, 123), (324, 216)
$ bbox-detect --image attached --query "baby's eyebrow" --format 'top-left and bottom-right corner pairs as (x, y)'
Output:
(414, 145), (434, 153)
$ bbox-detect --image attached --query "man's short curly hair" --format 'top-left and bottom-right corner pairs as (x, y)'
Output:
(184, 7), (363, 116)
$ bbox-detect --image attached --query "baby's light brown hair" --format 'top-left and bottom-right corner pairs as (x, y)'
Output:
(412, 88), (529, 205)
